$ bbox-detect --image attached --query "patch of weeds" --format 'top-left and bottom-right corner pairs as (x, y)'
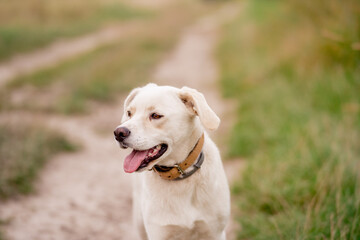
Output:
(0, 122), (77, 199)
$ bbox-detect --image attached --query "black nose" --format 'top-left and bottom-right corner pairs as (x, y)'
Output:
(114, 127), (131, 142)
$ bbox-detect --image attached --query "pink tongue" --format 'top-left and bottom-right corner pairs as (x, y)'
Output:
(124, 149), (150, 173)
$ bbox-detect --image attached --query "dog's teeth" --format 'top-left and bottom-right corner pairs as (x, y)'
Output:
(146, 145), (162, 158)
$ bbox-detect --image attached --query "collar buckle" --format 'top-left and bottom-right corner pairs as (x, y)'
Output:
(174, 164), (185, 175)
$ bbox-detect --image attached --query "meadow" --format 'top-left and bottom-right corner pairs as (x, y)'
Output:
(217, 0), (360, 239)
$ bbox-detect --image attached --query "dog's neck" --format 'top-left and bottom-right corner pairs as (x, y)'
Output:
(152, 133), (204, 180)
(159, 121), (204, 167)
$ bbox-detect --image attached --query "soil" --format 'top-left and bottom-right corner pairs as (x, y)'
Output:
(0, 4), (244, 240)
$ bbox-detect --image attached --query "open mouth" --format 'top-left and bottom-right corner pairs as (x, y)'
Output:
(123, 144), (168, 173)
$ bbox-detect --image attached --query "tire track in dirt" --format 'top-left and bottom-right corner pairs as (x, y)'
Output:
(153, 4), (243, 240)
(0, 22), (140, 88)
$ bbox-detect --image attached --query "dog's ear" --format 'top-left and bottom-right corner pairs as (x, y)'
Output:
(178, 87), (220, 131)
(124, 87), (140, 110)
(123, 83), (158, 110)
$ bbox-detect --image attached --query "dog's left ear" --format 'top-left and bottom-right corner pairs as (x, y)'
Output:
(178, 87), (220, 131)
(124, 87), (140, 110)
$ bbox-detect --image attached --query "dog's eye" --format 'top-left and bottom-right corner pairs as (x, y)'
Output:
(150, 113), (163, 120)
(127, 111), (132, 118)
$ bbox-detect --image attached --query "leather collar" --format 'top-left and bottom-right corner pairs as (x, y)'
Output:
(152, 133), (205, 180)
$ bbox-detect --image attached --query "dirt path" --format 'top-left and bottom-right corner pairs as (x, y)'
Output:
(0, 4), (243, 240)
(0, 22), (140, 88)
(0, 103), (139, 240)
(154, 5), (238, 144)
(153, 5), (243, 240)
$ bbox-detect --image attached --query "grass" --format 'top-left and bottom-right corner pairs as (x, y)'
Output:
(0, 122), (77, 199)
(0, 1), (211, 114)
(217, 0), (360, 239)
(0, 0), (151, 61)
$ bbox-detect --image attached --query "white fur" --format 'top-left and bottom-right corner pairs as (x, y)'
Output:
(117, 84), (230, 240)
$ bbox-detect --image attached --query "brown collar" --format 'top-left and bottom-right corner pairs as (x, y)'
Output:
(152, 133), (205, 180)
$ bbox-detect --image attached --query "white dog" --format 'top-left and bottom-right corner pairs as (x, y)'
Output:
(114, 83), (230, 240)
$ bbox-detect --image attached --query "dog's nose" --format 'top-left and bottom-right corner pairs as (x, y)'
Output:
(114, 127), (131, 142)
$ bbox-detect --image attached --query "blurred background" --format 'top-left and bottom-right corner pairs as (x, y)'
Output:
(0, 0), (359, 239)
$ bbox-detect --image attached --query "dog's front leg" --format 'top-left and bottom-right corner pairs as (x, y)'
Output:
(132, 176), (147, 240)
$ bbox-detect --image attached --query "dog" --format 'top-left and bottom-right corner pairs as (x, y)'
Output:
(114, 83), (230, 240)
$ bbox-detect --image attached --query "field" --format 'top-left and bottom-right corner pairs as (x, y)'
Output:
(0, 0), (150, 201)
(1, 4), (200, 114)
(0, 0), (212, 200)
(0, 1), (223, 238)
(217, 0), (360, 239)
(0, 0), (359, 238)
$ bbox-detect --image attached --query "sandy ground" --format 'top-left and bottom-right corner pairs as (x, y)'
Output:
(0, 4), (244, 240)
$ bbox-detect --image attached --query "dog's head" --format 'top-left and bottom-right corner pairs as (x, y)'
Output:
(114, 83), (220, 173)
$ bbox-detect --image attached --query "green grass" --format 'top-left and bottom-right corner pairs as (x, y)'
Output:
(0, 2), (207, 114)
(0, 122), (77, 199)
(218, 0), (360, 239)
(0, 0), (151, 61)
